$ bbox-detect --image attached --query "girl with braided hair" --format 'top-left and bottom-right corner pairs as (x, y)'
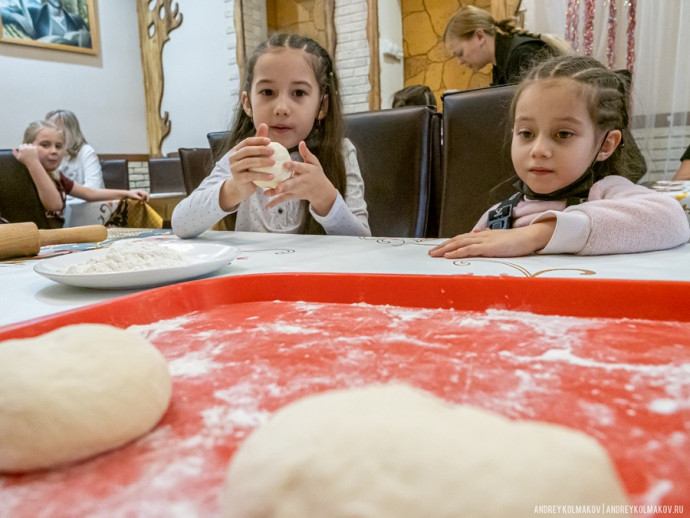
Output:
(430, 55), (689, 258)
(444, 5), (571, 85)
(172, 33), (370, 238)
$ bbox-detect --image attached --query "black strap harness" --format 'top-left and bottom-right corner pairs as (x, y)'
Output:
(487, 192), (522, 229)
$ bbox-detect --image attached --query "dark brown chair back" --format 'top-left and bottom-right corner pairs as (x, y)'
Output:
(207, 131), (230, 159)
(100, 159), (130, 190)
(178, 148), (213, 195)
(440, 85), (517, 237)
(344, 106), (438, 238)
(427, 112), (443, 238)
(148, 157), (185, 194)
(0, 149), (50, 228)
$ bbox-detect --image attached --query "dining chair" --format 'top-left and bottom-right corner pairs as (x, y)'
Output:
(206, 131), (230, 159)
(148, 157), (186, 194)
(178, 148), (213, 195)
(439, 84), (516, 237)
(100, 159), (130, 190)
(0, 149), (50, 228)
(344, 105), (439, 238)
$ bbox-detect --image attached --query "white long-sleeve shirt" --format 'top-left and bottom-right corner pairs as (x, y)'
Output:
(473, 175), (690, 255)
(172, 139), (370, 238)
(60, 144), (104, 204)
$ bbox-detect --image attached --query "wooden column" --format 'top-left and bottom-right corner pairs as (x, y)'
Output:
(137, 0), (183, 157)
(366, 0), (380, 111)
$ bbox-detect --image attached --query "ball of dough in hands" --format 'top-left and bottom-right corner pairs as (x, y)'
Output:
(253, 141), (292, 189)
(0, 324), (172, 473)
(221, 384), (630, 518)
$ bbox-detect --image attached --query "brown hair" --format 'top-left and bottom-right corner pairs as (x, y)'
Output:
(444, 5), (571, 56)
(218, 33), (346, 235)
(509, 55), (646, 183)
(392, 85), (437, 109)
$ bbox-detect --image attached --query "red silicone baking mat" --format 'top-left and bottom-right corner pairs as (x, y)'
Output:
(0, 274), (688, 517)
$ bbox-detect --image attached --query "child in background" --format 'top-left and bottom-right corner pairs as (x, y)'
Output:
(430, 55), (690, 258)
(172, 33), (370, 238)
(13, 120), (148, 229)
(46, 109), (105, 200)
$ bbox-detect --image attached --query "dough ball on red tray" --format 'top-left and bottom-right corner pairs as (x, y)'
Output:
(221, 384), (630, 517)
(0, 324), (172, 473)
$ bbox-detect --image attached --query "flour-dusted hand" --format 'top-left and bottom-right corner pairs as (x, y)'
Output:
(266, 140), (338, 216)
(219, 123), (277, 209)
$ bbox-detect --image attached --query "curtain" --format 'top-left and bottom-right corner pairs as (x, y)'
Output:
(522, 0), (690, 182)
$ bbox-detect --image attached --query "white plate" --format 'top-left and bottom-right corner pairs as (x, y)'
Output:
(33, 241), (240, 289)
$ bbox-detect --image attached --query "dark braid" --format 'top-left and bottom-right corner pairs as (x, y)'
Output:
(510, 55), (646, 183)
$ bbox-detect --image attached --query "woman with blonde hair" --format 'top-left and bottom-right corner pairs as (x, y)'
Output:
(45, 109), (105, 193)
(444, 5), (571, 86)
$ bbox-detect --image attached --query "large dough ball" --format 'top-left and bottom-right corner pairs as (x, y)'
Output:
(253, 141), (292, 189)
(222, 384), (629, 518)
(0, 324), (172, 473)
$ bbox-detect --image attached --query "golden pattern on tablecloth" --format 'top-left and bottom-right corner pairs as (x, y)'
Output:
(453, 258), (596, 278)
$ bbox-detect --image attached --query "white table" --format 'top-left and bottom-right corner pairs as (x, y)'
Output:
(1, 229), (689, 327)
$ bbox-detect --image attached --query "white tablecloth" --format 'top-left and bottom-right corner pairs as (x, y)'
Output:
(1, 229), (689, 327)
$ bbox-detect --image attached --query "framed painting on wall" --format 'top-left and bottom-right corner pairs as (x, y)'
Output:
(0, 0), (99, 55)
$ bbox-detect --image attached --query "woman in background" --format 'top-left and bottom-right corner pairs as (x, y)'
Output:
(444, 5), (571, 86)
(46, 109), (104, 198)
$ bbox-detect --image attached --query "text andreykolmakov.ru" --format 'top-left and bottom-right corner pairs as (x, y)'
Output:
(534, 504), (684, 515)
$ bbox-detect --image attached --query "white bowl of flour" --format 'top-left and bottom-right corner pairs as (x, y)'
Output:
(34, 240), (240, 289)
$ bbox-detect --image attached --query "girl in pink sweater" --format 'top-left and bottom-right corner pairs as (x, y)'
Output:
(430, 56), (690, 257)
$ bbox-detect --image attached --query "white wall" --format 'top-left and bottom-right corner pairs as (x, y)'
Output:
(161, 0), (238, 155)
(378, 0), (404, 109)
(0, 0), (147, 153)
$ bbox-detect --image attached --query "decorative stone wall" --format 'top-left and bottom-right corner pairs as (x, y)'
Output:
(334, 0), (371, 113)
(402, 0), (492, 109)
(128, 162), (149, 190)
(237, 0), (370, 114)
(267, 0), (332, 51)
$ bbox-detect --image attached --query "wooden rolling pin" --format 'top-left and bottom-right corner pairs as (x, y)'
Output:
(0, 222), (108, 260)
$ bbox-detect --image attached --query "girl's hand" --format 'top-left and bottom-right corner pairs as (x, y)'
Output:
(428, 220), (556, 258)
(266, 140), (337, 216)
(12, 144), (40, 166)
(125, 189), (149, 201)
(221, 123), (276, 209)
